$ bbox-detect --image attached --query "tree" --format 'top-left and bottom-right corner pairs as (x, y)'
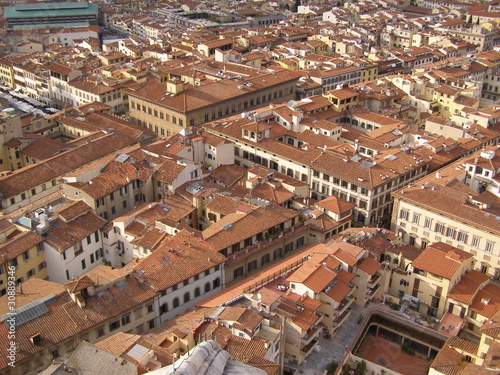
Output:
(356, 360), (368, 375)
(291, 0), (300, 13)
(327, 362), (339, 374)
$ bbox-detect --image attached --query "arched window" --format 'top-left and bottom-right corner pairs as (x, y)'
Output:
(184, 292), (190, 303)
(160, 303), (168, 315)
(205, 282), (211, 293)
(213, 278), (220, 289)
(194, 287), (201, 298)
(173, 297), (179, 308)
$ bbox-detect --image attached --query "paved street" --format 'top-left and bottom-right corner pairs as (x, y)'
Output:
(289, 303), (368, 375)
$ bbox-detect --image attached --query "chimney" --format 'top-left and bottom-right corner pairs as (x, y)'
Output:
(166, 79), (184, 94)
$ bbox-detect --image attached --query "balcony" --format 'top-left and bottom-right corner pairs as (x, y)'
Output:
(301, 337), (319, 357)
(333, 308), (351, 328)
(366, 284), (380, 300)
(301, 327), (319, 346)
(367, 273), (382, 288)
(333, 296), (354, 317)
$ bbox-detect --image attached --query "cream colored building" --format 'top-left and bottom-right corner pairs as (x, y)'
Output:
(0, 224), (47, 295)
(0, 269), (157, 375)
(410, 242), (474, 318)
(391, 146), (500, 280)
(127, 69), (300, 137)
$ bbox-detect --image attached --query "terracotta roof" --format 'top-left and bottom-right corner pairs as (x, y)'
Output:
(316, 195), (356, 214)
(447, 270), (489, 304)
(357, 257), (381, 276)
(95, 332), (173, 371)
(469, 284), (500, 319)
(65, 275), (96, 293)
(0, 231), (44, 263)
(0, 132), (136, 199)
(203, 206), (298, 251)
(292, 308), (320, 331)
(127, 69), (300, 113)
(412, 242), (472, 279)
(132, 229), (225, 291)
(325, 281), (351, 302)
(45, 210), (107, 253)
(210, 165), (247, 186)
(0, 276), (156, 372)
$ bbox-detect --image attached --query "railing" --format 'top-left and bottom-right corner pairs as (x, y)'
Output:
(366, 284), (380, 298)
(333, 308), (351, 327)
(367, 273), (382, 288)
(301, 337), (319, 356)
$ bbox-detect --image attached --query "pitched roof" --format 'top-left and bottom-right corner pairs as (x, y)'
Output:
(0, 276), (155, 372)
(412, 242), (472, 279)
(0, 132), (136, 198)
(357, 257), (381, 276)
(132, 229), (225, 291)
(447, 270), (489, 304)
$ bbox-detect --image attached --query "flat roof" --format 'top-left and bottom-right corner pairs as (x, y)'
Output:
(12, 22), (91, 29)
(5, 2), (98, 19)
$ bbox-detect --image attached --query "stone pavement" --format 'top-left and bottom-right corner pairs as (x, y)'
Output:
(289, 303), (368, 375)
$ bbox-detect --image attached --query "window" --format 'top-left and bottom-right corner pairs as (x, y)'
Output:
(109, 320), (120, 331)
(27, 268), (35, 278)
(120, 186), (127, 196)
(446, 228), (456, 239)
(22, 251), (30, 261)
(400, 210), (409, 220)
(160, 303), (168, 315)
(472, 237), (480, 248)
(194, 287), (201, 297)
(183, 293), (190, 303)
(96, 198), (104, 207)
(87, 235), (91, 245)
(485, 242), (494, 253)
(51, 349), (60, 359)
(173, 298), (180, 308)
(284, 242), (294, 253)
(147, 304), (154, 313)
(234, 266), (244, 279)
(273, 248), (282, 260)
(248, 260), (257, 272)
(121, 314), (131, 325)
(205, 282), (210, 293)
(90, 253), (95, 264)
(457, 232), (467, 243)
(424, 218), (431, 229)
(435, 223), (444, 234)
(97, 326), (105, 338)
(81, 259), (86, 270)
(261, 253), (270, 265)
(213, 277), (220, 288)
(412, 214), (420, 225)
(296, 237), (304, 247)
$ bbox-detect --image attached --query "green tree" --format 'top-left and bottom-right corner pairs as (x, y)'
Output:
(356, 360), (368, 375)
(327, 361), (338, 374)
(291, 0), (300, 13)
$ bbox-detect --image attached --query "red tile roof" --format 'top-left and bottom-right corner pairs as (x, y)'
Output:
(412, 242), (472, 279)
